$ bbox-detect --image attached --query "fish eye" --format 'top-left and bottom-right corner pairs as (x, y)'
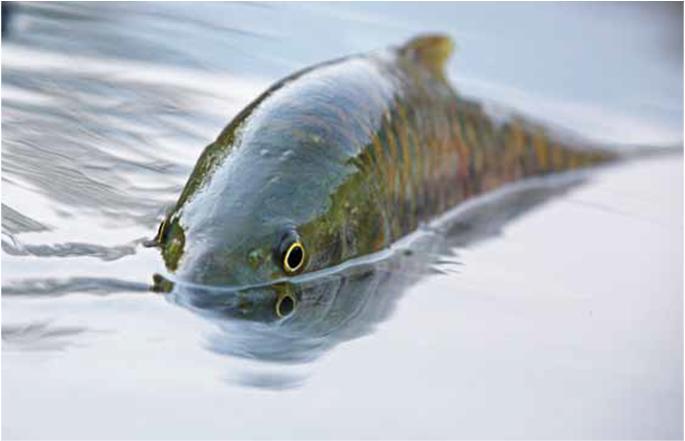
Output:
(275, 293), (296, 318)
(282, 240), (305, 274)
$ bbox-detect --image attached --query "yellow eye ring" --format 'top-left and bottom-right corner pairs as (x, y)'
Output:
(275, 292), (297, 318)
(282, 241), (305, 274)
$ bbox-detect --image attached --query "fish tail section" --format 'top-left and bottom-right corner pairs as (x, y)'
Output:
(497, 121), (618, 178)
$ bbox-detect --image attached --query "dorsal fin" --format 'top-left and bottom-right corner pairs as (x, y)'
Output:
(400, 34), (454, 78)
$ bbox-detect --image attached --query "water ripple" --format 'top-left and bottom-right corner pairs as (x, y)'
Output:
(3, 277), (150, 297)
(1, 204), (50, 234)
(1, 234), (141, 262)
(2, 321), (90, 352)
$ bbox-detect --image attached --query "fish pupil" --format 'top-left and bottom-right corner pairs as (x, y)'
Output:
(287, 245), (303, 270)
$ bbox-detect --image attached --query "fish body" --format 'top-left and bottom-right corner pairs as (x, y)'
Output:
(157, 35), (613, 292)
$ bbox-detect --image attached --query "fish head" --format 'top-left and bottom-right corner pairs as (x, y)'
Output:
(157, 187), (314, 287)
(155, 124), (354, 297)
(155, 200), (306, 321)
(155, 69), (388, 304)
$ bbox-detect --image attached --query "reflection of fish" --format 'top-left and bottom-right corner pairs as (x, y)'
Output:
(154, 35), (615, 318)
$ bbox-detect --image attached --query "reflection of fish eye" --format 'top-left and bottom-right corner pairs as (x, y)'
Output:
(282, 241), (305, 274)
(275, 293), (296, 318)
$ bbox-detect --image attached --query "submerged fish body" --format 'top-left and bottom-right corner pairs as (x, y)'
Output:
(156, 35), (613, 315)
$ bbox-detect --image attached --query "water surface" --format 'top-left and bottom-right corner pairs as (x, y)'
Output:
(2, 2), (683, 439)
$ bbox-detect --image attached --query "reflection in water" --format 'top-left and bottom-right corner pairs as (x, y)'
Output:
(162, 172), (583, 385)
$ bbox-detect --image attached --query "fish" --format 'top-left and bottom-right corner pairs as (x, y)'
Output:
(153, 34), (616, 318)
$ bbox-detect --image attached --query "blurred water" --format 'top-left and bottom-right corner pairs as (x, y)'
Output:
(2, 2), (683, 439)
